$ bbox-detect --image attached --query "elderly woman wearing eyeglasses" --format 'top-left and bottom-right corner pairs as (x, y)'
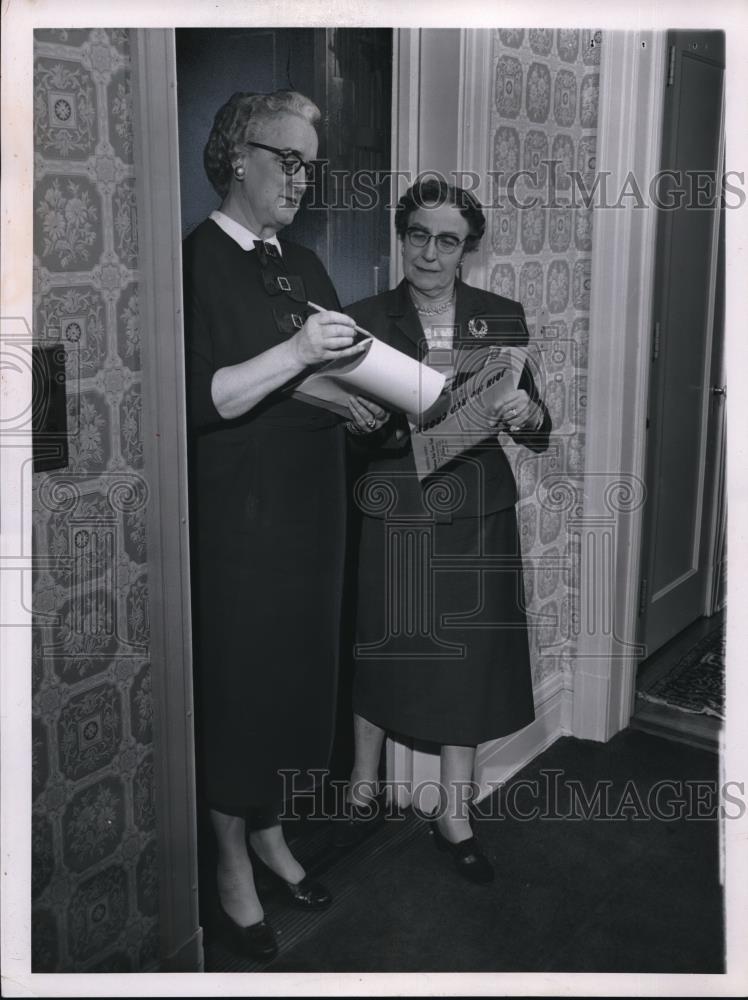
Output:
(340, 179), (551, 885)
(182, 90), (386, 961)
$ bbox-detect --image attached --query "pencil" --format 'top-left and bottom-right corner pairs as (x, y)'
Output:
(307, 300), (372, 340)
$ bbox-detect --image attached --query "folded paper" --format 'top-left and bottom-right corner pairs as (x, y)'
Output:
(292, 336), (446, 418)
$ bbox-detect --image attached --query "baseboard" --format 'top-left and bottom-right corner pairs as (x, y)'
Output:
(474, 671), (570, 801)
(389, 671), (570, 810)
(160, 925), (204, 972)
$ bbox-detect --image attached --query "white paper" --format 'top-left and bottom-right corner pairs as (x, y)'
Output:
(292, 336), (446, 418)
(409, 346), (526, 480)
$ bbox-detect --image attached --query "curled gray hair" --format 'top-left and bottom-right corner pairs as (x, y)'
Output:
(203, 90), (321, 197)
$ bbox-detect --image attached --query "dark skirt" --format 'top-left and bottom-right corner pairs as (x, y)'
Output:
(192, 420), (346, 813)
(353, 506), (535, 746)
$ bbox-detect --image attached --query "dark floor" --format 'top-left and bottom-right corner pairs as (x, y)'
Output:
(204, 728), (725, 974)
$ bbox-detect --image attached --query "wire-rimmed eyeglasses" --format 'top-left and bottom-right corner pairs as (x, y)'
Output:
(404, 227), (467, 255)
(245, 141), (315, 177)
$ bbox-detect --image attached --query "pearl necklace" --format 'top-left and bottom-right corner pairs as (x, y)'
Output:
(411, 289), (455, 316)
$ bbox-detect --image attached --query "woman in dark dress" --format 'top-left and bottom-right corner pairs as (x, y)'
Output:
(342, 180), (551, 883)
(182, 90), (384, 959)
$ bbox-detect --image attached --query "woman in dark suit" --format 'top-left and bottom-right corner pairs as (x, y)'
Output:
(342, 179), (551, 883)
(182, 90), (380, 959)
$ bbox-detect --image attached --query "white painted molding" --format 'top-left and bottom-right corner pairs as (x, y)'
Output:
(701, 90), (727, 617)
(573, 31), (666, 741)
(386, 26), (416, 794)
(475, 672), (570, 801)
(458, 29), (493, 291)
(386, 737), (417, 809)
(131, 29), (202, 972)
(390, 28), (421, 289)
(705, 398), (727, 615)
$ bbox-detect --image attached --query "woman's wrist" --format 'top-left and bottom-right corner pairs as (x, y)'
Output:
(286, 332), (311, 372)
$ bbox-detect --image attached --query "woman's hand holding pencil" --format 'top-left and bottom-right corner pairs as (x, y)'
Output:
(291, 303), (369, 366)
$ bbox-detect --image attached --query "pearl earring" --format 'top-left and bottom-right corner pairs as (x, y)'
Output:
(234, 164), (245, 181)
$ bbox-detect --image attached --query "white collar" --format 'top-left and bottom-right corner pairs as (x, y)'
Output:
(209, 210), (283, 255)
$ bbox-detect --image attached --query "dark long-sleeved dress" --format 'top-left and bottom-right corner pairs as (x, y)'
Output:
(183, 218), (346, 813)
(347, 279), (552, 746)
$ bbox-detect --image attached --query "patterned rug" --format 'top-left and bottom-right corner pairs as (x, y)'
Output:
(638, 625), (725, 719)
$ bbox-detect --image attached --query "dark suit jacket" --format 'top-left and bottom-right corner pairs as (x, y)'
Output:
(346, 279), (551, 520)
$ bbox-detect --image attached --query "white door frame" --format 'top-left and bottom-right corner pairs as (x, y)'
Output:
(572, 30), (667, 739)
(131, 29), (202, 971)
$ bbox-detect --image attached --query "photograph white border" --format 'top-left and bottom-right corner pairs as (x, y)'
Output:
(2, 1), (747, 996)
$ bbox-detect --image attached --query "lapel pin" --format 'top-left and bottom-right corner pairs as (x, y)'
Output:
(468, 317), (488, 338)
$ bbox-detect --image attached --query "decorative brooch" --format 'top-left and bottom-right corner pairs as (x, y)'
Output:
(468, 317), (488, 338)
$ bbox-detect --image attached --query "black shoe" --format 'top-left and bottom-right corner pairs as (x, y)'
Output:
(252, 854), (333, 910)
(331, 798), (385, 849)
(214, 902), (278, 960)
(277, 874), (332, 909)
(428, 818), (495, 885)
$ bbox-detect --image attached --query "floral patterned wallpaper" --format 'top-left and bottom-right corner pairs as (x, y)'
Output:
(32, 28), (159, 972)
(487, 29), (600, 686)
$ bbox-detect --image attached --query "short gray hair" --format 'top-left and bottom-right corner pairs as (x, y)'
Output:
(203, 90), (321, 197)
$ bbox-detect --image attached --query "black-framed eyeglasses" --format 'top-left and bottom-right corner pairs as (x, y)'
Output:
(245, 141), (315, 177)
(405, 227), (467, 255)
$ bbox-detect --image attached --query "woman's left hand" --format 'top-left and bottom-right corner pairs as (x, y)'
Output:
(492, 389), (540, 433)
(347, 395), (389, 434)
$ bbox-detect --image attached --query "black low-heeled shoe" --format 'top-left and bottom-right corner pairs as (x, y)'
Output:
(214, 902), (278, 960)
(252, 854), (333, 910)
(277, 873), (332, 909)
(428, 818), (495, 885)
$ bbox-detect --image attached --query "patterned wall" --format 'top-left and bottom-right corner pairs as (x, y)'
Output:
(487, 29), (600, 685)
(32, 28), (159, 972)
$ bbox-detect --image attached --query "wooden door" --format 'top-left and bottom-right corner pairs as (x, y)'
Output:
(638, 31), (725, 656)
(312, 28), (393, 305)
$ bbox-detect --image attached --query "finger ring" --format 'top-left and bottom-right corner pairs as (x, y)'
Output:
(367, 418), (376, 428)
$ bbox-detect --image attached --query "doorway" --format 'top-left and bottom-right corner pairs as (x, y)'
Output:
(132, 26), (396, 968)
(636, 30), (726, 657)
(633, 31), (726, 747)
(172, 24), (394, 958)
